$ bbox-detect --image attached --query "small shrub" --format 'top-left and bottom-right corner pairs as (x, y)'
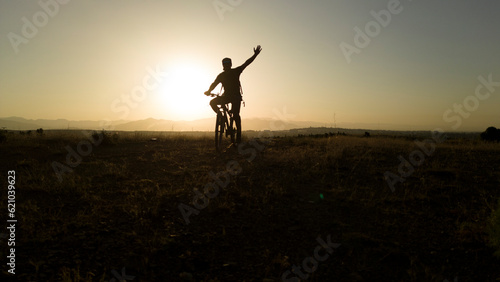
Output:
(92, 130), (119, 145)
(488, 198), (500, 258)
(480, 126), (500, 142)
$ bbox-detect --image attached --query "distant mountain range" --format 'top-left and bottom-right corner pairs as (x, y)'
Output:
(0, 116), (448, 132)
(0, 116), (333, 132)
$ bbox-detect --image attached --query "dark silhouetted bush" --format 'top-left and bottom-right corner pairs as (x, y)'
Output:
(480, 126), (500, 142)
(92, 130), (119, 145)
(0, 130), (6, 143)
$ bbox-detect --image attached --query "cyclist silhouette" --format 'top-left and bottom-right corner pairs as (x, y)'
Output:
(205, 45), (262, 144)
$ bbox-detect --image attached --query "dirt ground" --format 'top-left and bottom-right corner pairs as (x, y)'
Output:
(0, 132), (499, 281)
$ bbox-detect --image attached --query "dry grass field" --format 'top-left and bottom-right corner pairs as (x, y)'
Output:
(0, 130), (499, 281)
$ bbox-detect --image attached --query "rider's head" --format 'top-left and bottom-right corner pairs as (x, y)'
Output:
(222, 57), (232, 70)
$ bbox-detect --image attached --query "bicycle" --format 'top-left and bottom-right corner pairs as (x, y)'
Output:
(205, 92), (238, 152)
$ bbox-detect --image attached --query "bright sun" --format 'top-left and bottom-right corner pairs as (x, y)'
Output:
(158, 64), (215, 121)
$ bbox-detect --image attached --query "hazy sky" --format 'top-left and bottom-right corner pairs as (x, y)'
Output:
(1, 0), (499, 131)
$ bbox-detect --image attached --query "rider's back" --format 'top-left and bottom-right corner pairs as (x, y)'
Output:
(216, 67), (244, 99)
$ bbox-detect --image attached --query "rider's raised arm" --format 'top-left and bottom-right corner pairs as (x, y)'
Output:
(239, 45), (262, 71)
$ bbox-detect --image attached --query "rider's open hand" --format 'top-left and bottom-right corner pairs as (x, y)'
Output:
(254, 45), (262, 56)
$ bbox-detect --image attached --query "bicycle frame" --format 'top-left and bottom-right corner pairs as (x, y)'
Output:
(217, 103), (234, 136)
(215, 101), (236, 151)
(206, 90), (238, 151)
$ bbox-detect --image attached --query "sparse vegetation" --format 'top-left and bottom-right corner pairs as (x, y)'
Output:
(91, 130), (119, 145)
(489, 198), (500, 258)
(0, 131), (499, 281)
(297, 131), (346, 138)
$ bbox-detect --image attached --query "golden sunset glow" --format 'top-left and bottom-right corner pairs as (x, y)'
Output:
(158, 64), (213, 121)
(1, 1), (500, 131)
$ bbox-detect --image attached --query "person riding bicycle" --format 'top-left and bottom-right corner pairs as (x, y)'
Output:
(205, 45), (262, 144)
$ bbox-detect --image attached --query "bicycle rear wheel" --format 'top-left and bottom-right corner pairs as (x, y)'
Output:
(215, 114), (224, 152)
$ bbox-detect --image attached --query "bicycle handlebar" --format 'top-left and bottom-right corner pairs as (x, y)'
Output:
(204, 91), (218, 97)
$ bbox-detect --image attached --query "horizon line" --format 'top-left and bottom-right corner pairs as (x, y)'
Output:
(0, 116), (494, 133)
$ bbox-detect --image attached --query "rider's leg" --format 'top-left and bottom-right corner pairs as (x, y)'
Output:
(231, 100), (242, 143)
(210, 97), (222, 114)
(210, 96), (230, 114)
(234, 115), (241, 143)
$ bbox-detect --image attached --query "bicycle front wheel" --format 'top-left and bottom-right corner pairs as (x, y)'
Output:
(215, 114), (224, 152)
